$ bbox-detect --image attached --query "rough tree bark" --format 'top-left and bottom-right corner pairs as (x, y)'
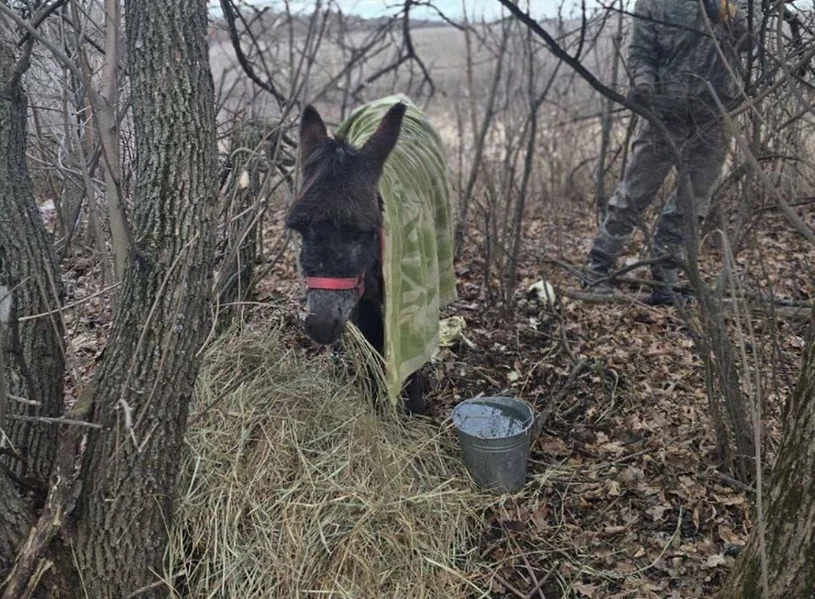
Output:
(718, 310), (815, 599)
(0, 30), (65, 485)
(0, 474), (32, 573)
(70, 0), (218, 595)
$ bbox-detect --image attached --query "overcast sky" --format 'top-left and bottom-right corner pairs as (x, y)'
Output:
(332, 0), (606, 20)
(209, 0), (609, 22)
(209, 0), (813, 22)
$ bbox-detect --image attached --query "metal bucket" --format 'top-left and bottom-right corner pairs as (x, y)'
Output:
(451, 396), (535, 493)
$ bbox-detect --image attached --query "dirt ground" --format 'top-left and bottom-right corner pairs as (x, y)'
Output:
(53, 192), (814, 598)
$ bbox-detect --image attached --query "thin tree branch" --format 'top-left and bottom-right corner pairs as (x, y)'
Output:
(16, 0), (68, 46)
(0, 2), (82, 82)
(219, 0), (289, 108)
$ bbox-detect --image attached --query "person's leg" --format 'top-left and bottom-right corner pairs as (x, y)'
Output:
(652, 120), (729, 281)
(587, 119), (676, 287)
(649, 120), (729, 304)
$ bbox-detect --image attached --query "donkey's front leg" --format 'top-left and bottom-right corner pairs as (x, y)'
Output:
(353, 297), (386, 400)
(404, 372), (429, 415)
(355, 299), (428, 415)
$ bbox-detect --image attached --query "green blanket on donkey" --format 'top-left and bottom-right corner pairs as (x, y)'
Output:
(337, 95), (456, 402)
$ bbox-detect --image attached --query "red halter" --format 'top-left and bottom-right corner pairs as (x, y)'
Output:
(304, 229), (384, 298)
(305, 273), (366, 297)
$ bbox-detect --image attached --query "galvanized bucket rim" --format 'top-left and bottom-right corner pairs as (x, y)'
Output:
(451, 396), (535, 440)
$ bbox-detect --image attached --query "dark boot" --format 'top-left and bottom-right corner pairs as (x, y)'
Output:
(646, 268), (692, 307)
(647, 287), (679, 306)
(582, 263), (614, 294)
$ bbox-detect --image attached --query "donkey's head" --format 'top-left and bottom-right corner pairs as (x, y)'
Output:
(287, 102), (406, 345)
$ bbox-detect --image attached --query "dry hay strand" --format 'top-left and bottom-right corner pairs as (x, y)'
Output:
(166, 327), (491, 598)
(342, 321), (392, 409)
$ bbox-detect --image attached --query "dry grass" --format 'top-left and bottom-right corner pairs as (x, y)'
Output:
(165, 326), (491, 598)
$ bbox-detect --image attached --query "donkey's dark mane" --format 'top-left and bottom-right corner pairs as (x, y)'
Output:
(304, 135), (358, 179)
(287, 136), (383, 232)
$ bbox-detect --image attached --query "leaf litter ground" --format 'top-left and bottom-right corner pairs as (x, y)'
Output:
(49, 197), (814, 598)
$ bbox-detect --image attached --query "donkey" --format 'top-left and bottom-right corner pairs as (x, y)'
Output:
(286, 102), (428, 413)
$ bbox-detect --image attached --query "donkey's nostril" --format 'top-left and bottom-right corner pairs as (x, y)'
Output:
(304, 314), (343, 346)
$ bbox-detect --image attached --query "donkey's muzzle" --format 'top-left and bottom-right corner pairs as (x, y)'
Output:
(303, 288), (358, 345)
(304, 314), (345, 346)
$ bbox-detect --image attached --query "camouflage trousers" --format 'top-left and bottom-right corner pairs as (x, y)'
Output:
(588, 115), (729, 284)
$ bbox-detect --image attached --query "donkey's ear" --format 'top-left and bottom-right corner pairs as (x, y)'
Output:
(361, 102), (406, 171)
(300, 104), (329, 163)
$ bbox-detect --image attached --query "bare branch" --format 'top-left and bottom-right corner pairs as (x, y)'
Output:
(220, 0), (289, 108)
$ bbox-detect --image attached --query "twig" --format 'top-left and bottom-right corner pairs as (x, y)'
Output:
(629, 505), (684, 576)
(494, 0), (684, 158)
(614, 275), (670, 289)
(1, 384), (95, 598)
(512, 538), (547, 599)
(493, 572), (527, 599)
(551, 359), (591, 406)
(711, 82), (815, 246)
(219, 0), (288, 107)
(562, 288), (651, 305)
(400, 0), (435, 98)
(480, 537), (507, 560)
(6, 0), (68, 91)
(583, 506), (685, 580)
(545, 257), (586, 280)
(599, 257), (668, 285)
(123, 576), (180, 599)
(554, 297), (578, 365)
(18, 283), (121, 322)
(456, 17), (510, 251)
(17, 0), (69, 46)
(350, 0), (434, 98)
(0, 2), (91, 95)
(8, 395), (41, 406)
(546, 257), (672, 289)
(562, 286), (814, 319)
(609, 448), (652, 465)
(0, 327), (6, 442)
(707, 468), (756, 495)
(0, 284), (7, 437)
(422, 557), (490, 598)
(6, 415), (101, 429)
(526, 561), (559, 599)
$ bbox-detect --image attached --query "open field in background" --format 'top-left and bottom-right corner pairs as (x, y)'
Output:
(208, 16), (614, 123)
(207, 11), (626, 259)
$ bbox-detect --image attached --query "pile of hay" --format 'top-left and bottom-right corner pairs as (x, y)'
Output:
(167, 327), (489, 598)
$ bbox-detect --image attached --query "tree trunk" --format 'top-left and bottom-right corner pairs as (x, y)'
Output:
(594, 0), (623, 218)
(71, 0), (217, 595)
(0, 31), (65, 484)
(718, 311), (815, 598)
(56, 172), (85, 258)
(97, 0), (130, 282)
(0, 473), (32, 572)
